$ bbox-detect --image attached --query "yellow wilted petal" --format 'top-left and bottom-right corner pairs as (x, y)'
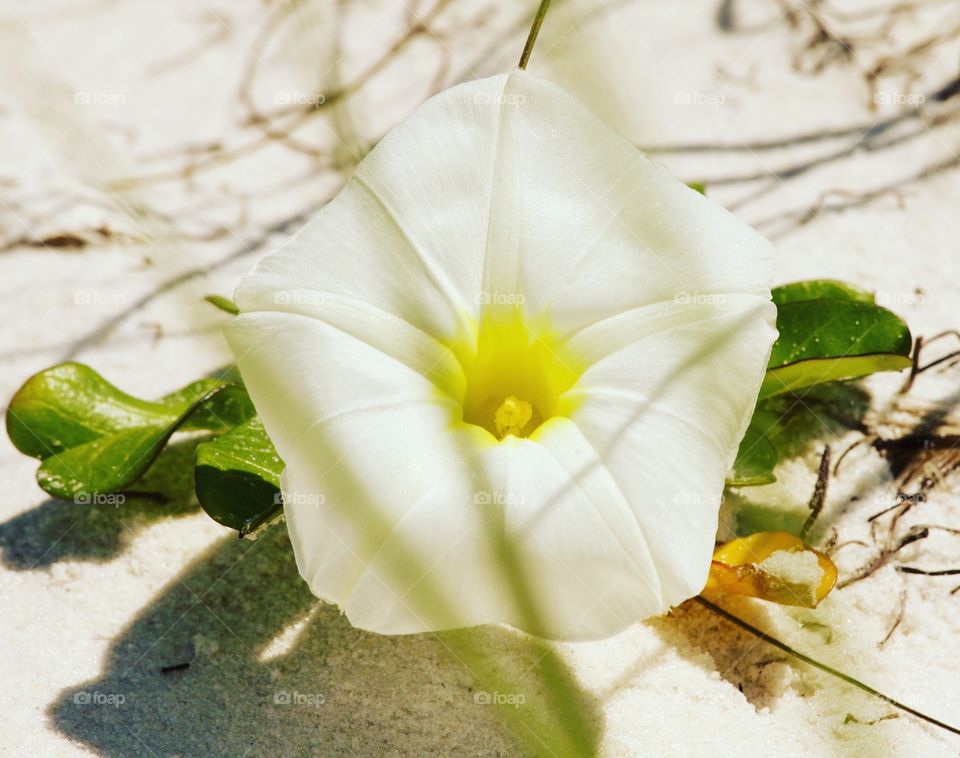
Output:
(705, 531), (837, 608)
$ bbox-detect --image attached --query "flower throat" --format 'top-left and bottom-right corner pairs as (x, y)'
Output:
(459, 310), (581, 441)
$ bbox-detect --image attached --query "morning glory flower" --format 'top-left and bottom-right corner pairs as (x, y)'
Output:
(225, 69), (776, 641)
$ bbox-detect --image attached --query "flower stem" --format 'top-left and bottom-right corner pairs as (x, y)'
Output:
(518, 0), (552, 69)
(695, 596), (960, 737)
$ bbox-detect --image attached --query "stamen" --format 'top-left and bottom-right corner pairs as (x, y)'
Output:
(494, 396), (533, 439)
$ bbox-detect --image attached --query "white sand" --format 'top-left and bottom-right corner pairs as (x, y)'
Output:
(3, 1), (960, 755)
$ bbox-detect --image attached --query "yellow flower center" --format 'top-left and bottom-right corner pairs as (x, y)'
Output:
(457, 310), (582, 441)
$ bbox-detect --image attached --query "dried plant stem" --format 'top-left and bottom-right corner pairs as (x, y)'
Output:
(518, 0), (552, 69)
(801, 446), (831, 538)
(899, 566), (960, 576)
(695, 596), (960, 737)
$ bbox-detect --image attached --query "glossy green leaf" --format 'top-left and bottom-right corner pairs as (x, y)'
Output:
(763, 353), (912, 399)
(7, 363), (253, 459)
(6, 363), (255, 499)
(761, 298), (912, 399)
(36, 390), (223, 499)
(8, 363), (176, 459)
(195, 416), (284, 534)
(731, 281), (911, 486)
(162, 381), (254, 432)
(771, 279), (874, 306)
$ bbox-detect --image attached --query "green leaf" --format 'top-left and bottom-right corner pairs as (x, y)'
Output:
(763, 353), (912, 399)
(37, 390), (222, 499)
(771, 279), (874, 306)
(730, 280), (912, 487)
(6, 363), (255, 499)
(728, 420), (778, 487)
(757, 383), (869, 460)
(195, 416), (284, 534)
(7, 363), (253, 458)
(8, 363), (175, 459)
(162, 381), (254, 432)
(762, 298), (912, 398)
(204, 294), (239, 315)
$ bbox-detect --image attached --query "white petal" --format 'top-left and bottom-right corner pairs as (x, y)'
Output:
(566, 296), (777, 601)
(225, 310), (479, 624)
(482, 72), (772, 335)
(345, 419), (670, 640)
(234, 74), (512, 343)
(476, 421), (666, 639)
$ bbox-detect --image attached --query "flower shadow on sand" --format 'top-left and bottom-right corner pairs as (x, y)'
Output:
(46, 523), (598, 756)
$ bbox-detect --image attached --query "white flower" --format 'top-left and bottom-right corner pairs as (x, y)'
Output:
(226, 70), (776, 641)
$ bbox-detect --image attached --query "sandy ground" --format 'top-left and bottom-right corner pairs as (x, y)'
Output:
(3, 1), (960, 756)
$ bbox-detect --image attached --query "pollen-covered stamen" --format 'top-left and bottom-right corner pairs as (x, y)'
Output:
(494, 395), (533, 439)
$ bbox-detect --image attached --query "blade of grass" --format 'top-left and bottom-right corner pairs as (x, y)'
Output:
(695, 595), (960, 737)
